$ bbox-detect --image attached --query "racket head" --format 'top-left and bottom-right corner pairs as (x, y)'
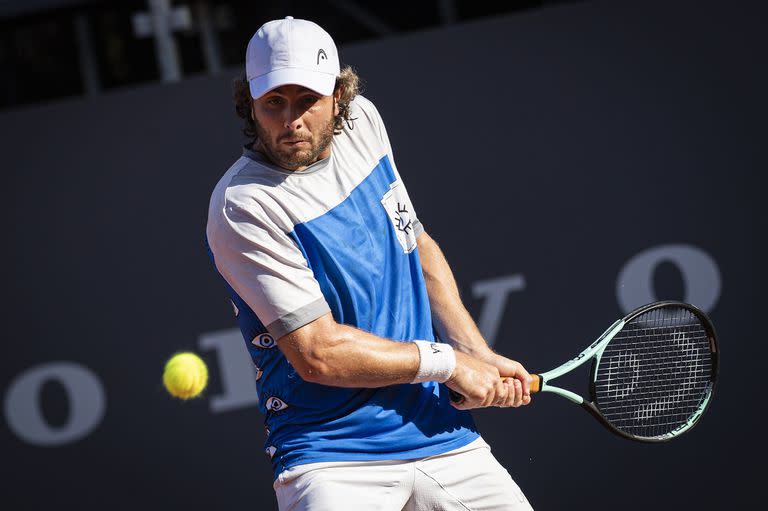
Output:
(588, 301), (719, 442)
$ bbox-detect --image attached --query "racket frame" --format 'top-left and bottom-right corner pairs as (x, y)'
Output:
(535, 300), (719, 442)
(537, 318), (625, 404)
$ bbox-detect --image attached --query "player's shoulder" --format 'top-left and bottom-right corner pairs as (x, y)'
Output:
(351, 94), (377, 113)
(209, 154), (280, 221)
(343, 94), (390, 147)
(349, 95), (382, 125)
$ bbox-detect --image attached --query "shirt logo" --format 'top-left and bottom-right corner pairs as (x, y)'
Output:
(395, 204), (413, 234)
(381, 180), (417, 254)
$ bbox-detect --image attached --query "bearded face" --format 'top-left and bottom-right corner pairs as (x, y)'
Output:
(251, 85), (338, 172)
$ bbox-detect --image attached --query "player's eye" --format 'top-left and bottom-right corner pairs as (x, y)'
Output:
(264, 96), (284, 106)
(300, 95), (320, 108)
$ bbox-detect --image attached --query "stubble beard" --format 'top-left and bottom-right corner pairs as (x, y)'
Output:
(254, 116), (335, 170)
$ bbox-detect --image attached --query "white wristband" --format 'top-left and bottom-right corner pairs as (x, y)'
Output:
(412, 341), (456, 383)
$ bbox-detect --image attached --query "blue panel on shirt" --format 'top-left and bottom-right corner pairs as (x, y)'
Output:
(291, 155), (425, 339)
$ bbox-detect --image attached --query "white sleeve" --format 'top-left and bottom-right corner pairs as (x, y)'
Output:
(207, 197), (330, 339)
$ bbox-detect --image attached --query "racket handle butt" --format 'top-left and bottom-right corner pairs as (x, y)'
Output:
(448, 388), (465, 404)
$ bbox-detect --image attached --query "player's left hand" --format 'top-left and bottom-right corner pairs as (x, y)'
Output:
(479, 350), (533, 406)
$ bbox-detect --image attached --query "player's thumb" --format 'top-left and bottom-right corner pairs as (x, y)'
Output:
(494, 356), (530, 380)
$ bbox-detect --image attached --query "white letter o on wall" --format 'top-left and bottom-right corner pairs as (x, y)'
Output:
(617, 244), (721, 314)
(4, 362), (106, 446)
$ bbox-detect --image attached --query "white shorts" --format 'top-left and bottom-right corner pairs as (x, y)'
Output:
(273, 437), (533, 510)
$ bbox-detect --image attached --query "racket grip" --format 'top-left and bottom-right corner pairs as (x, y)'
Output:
(530, 374), (542, 393)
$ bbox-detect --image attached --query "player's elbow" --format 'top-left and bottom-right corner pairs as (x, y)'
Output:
(295, 358), (332, 383)
(290, 344), (338, 384)
(277, 315), (342, 384)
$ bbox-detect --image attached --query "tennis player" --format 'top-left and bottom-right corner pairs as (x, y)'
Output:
(206, 16), (534, 510)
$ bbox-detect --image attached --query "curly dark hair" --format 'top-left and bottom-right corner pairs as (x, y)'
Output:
(234, 66), (361, 145)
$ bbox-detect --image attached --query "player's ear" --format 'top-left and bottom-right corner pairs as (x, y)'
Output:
(333, 87), (342, 116)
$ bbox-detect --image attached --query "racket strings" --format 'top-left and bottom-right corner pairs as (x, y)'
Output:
(593, 306), (714, 440)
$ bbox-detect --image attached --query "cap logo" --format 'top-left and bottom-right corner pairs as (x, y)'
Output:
(317, 49), (327, 65)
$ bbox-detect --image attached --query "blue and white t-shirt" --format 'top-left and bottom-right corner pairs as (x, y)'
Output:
(206, 95), (478, 478)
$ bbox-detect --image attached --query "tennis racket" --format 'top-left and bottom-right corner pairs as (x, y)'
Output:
(450, 301), (719, 442)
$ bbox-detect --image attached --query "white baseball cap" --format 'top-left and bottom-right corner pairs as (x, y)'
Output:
(246, 16), (341, 99)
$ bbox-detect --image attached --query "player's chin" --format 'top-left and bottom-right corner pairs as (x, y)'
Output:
(279, 149), (315, 167)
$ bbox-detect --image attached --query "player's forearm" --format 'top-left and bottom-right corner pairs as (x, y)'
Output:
(417, 232), (492, 359)
(278, 318), (422, 387)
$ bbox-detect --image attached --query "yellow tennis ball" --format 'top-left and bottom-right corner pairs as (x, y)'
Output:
(163, 352), (208, 399)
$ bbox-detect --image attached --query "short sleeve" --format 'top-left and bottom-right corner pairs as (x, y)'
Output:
(207, 198), (330, 338)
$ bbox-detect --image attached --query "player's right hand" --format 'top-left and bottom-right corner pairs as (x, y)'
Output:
(446, 352), (528, 410)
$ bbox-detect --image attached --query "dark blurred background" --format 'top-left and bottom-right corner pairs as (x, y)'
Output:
(0, 0), (579, 111)
(1, 1), (765, 510)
